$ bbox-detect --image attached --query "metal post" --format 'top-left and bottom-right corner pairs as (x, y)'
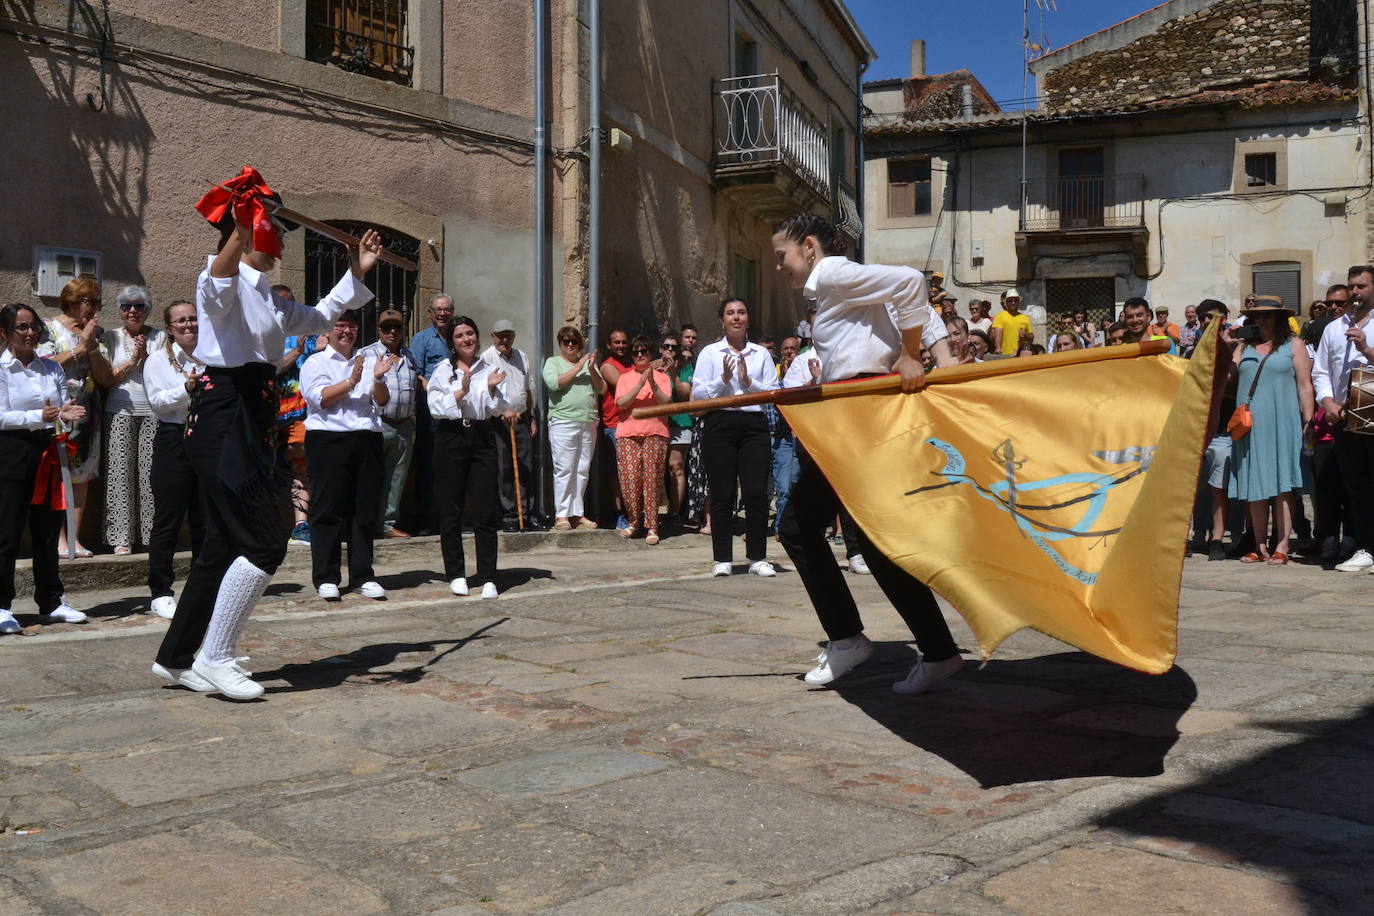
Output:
(533, 0), (550, 521)
(588, 0), (602, 354)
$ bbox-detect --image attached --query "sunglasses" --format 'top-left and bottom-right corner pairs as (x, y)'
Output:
(76, 296), (99, 306)
(1326, 300), (1346, 306)
(119, 303), (147, 311)
(661, 343), (679, 350)
(379, 324), (402, 332)
(632, 347), (651, 355)
(559, 339), (578, 346)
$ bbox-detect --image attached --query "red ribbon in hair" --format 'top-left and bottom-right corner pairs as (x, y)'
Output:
(194, 166), (283, 259)
(31, 434), (77, 510)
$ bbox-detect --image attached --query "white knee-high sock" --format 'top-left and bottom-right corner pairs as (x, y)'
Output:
(198, 556), (271, 665)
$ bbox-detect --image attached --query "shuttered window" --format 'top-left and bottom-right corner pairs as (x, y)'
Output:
(888, 158), (931, 218)
(1252, 261), (1302, 315)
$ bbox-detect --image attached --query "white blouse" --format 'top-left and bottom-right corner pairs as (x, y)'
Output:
(690, 339), (779, 411)
(426, 357), (509, 420)
(143, 345), (202, 424)
(0, 350), (68, 431)
(300, 347), (384, 433)
(102, 326), (164, 415)
(803, 256), (949, 383)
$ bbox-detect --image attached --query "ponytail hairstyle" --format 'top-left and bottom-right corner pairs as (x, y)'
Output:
(773, 212), (846, 257)
(449, 315), (480, 372)
(163, 299), (194, 358)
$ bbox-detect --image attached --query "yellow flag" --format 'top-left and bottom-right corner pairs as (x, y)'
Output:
(778, 326), (1220, 674)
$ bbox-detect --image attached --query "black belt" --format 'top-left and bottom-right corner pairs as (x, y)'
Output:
(437, 417), (477, 428)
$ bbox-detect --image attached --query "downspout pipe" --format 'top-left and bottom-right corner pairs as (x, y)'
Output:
(856, 56), (869, 262)
(533, 0), (550, 519)
(588, 0), (602, 357)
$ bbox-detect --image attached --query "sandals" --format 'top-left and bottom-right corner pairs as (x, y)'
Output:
(618, 525), (637, 539)
(1267, 552), (1289, 566)
(575, 517), (597, 530)
(645, 530), (660, 545)
(552, 518), (573, 531)
(1239, 551), (1267, 563)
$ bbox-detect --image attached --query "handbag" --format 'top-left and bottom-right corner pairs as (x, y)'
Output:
(1227, 347), (1275, 442)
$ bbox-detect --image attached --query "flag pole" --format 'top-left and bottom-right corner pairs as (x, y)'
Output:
(632, 339), (1172, 420)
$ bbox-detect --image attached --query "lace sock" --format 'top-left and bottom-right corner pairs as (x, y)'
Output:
(199, 557), (271, 665)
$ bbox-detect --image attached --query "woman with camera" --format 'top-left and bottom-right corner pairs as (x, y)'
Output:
(1228, 296), (1314, 565)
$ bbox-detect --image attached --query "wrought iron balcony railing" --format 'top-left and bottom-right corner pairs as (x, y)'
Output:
(306, 0), (414, 86)
(1020, 174), (1145, 231)
(714, 73), (831, 200)
(834, 179), (862, 244)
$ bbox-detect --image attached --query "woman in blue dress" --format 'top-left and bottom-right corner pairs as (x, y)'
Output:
(1229, 296), (1314, 565)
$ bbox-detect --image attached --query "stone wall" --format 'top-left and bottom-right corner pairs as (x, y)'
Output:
(1041, 0), (1321, 111)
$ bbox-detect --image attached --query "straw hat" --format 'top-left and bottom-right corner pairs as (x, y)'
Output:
(1241, 294), (1294, 317)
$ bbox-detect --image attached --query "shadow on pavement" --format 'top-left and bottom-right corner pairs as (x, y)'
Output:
(255, 618), (510, 692)
(1096, 701), (1374, 913)
(829, 646), (1197, 788)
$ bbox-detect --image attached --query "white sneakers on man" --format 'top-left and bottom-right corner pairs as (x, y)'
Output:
(848, 554), (871, 575)
(358, 581), (386, 599)
(748, 560), (777, 577)
(450, 578), (470, 596)
(317, 583), (341, 600)
(480, 582), (499, 599)
(1336, 549), (1374, 572)
(45, 604), (86, 623)
(803, 633), (876, 685)
(711, 562), (732, 577)
(0, 610), (21, 635)
(191, 652), (264, 700)
(151, 662), (214, 692)
(150, 596), (177, 619)
(892, 655), (964, 695)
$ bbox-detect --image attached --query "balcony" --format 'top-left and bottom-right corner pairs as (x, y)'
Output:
(1015, 174), (1149, 277)
(713, 73), (833, 219)
(834, 179), (862, 247)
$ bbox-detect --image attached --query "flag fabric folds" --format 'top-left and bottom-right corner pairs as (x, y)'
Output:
(777, 325), (1221, 674)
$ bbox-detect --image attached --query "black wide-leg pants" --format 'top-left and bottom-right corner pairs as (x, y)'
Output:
(779, 445), (959, 660)
(435, 419), (500, 584)
(701, 410), (771, 563)
(147, 421), (205, 598)
(0, 430), (64, 615)
(305, 429), (384, 587)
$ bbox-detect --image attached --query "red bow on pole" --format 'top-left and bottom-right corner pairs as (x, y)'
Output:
(193, 166), (283, 259)
(31, 434), (77, 510)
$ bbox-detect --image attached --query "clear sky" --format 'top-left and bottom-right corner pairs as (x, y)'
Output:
(845, 0), (1166, 109)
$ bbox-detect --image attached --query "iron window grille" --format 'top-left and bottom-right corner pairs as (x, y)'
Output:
(306, 0), (414, 86)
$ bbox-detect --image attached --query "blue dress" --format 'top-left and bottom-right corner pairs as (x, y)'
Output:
(1229, 341), (1304, 501)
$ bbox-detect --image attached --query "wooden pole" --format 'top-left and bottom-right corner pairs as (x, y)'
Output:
(508, 417), (526, 531)
(631, 339), (1172, 420)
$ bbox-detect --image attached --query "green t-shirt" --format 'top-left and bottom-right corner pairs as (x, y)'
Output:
(669, 363), (694, 427)
(541, 355), (598, 422)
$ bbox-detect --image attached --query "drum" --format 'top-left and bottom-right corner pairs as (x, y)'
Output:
(1346, 366), (1374, 434)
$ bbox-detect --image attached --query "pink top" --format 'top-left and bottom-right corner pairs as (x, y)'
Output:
(614, 368), (671, 438)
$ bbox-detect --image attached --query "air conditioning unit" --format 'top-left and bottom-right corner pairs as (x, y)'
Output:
(33, 246), (102, 297)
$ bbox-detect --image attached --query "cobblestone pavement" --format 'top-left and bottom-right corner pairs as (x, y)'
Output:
(1, 533), (1371, 914)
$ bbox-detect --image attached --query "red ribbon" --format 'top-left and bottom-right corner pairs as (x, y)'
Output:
(193, 166), (283, 259)
(31, 434), (77, 510)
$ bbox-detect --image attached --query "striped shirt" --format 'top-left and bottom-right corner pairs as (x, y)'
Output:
(359, 340), (419, 421)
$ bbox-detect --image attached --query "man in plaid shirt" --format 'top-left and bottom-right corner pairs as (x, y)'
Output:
(360, 308), (420, 538)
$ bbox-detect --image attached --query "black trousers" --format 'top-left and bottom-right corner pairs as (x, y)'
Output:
(436, 419), (500, 583)
(0, 430), (63, 614)
(1334, 426), (1374, 550)
(147, 421), (205, 598)
(779, 446), (958, 660)
(491, 416), (535, 525)
(306, 429), (384, 587)
(413, 399), (437, 533)
(701, 410), (770, 563)
(157, 365), (287, 670)
(1311, 439), (1348, 542)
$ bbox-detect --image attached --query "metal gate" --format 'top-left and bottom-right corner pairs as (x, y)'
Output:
(305, 222), (420, 345)
(1045, 277), (1116, 337)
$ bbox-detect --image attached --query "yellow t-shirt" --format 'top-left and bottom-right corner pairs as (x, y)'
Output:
(992, 311), (1034, 354)
(1288, 316), (1301, 335)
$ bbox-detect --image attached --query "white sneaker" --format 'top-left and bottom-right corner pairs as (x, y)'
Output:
(892, 655), (964, 695)
(0, 610), (20, 635)
(45, 604), (87, 623)
(358, 581), (386, 599)
(711, 562), (732, 577)
(848, 554), (871, 575)
(748, 560), (776, 577)
(317, 583), (341, 600)
(450, 577), (469, 596)
(481, 582), (499, 599)
(150, 662), (214, 692)
(191, 653), (265, 701)
(803, 634), (876, 686)
(150, 596), (177, 619)
(1335, 549), (1374, 572)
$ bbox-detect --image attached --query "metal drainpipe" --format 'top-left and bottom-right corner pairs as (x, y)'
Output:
(533, 0), (550, 520)
(856, 57), (869, 262)
(588, 0), (603, 356)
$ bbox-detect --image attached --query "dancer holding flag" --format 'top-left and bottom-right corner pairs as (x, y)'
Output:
(152, 167), (381, 699)
(770, 213), (965, 693)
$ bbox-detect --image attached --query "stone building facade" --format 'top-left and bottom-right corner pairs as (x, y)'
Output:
(863, 0), (1371, 339)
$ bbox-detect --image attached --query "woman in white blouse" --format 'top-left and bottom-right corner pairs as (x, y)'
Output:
(142, 300), (204, 620)
(426, 316), (508, 599)
(102, 285), (164, 555)
(300, 310), (396, 601)
(0, 304), (90, 633)
(690, 297), (778, 578)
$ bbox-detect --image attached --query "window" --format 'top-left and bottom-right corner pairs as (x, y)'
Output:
(1245, 153), (1278, 188)
(306, 222), (420, 344)
(731, 254), (758, 307)
(888, 158), (932, 218)
(306, 0), (413, 86)
(1252, 261), (1301, 314)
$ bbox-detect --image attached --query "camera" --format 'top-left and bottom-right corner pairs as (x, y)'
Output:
(1234, 322), (1263, 343)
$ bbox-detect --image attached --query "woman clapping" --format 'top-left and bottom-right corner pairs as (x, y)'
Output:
(613, 336), (672, 543)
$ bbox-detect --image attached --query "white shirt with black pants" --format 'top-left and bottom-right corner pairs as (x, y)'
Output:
(143, 344), (205, 602)
(427, 357), (510, 587)
(300, 346), (387, 591)
(779, 256), (960, 668)
(691, 339), (779, 566)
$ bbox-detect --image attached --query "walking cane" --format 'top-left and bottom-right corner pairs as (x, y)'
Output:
(508, 416), (525, 531)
